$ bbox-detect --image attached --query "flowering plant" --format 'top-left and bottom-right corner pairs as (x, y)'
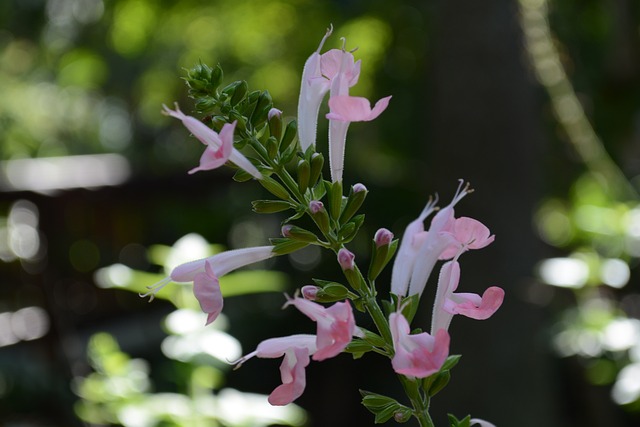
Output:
(151, 26), (504, 427)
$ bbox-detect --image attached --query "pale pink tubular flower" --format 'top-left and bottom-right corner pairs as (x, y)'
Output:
(162, 103), (262, 180)
(325, 44), (371, 182)
(297, 26), (334, 151)
(193, 260), (223, 325)
(390, 197), (439, 297)
(470, 418), (497, 427)
(389, 312), (450, 378)
(234, 334), (317, 406)
(285, 295), (362, 361)
(407, 182), (472, 297)
(431, 261), (505, 335)
(141, 245), (275, 305)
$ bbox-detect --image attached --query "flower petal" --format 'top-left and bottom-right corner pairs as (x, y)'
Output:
(390, 312), (450, 378)
(327, 95), (391, 122)
(192, 261), (223, 325)
(446, 286), (505, 320)
(268, 347), (311, 405)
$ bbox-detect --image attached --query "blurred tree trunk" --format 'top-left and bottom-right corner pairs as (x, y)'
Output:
(425, 1), (561, 425)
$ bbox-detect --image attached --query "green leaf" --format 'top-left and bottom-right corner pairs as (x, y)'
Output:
(448, 414), (472, 427)
(400, 293), (421, 324)
(232, 168), (253, 182)
(344, 339), (374, 356)
(360, 328), (387, 348)
(441, 354), (462, 372)
(311, 180), (326, 200)
(360, 390), (412, 424)
(425, 370), (451, 397)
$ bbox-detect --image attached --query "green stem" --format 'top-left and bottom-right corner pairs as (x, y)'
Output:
(399, 376), (435, 427)
(363, 294), (393, 348)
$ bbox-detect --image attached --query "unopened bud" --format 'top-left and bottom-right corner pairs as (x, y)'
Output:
(338, 248), (355, 271)
(309, 152), (324, 186)
(297, 159), (311, 193)
(281, 224), (293, 237)
(374, 228), (394, 247)
(268, 108), (283, 140)
(301, 285), (319, 300)
(340, 183), (368, 224)
(353, 183), (367, 193)
(309, 200), (324, 214)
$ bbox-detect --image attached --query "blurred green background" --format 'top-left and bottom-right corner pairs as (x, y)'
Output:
(1, 0), (640, 426)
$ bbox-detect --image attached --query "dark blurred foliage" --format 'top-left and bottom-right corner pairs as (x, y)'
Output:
(1, 0), (640, 426)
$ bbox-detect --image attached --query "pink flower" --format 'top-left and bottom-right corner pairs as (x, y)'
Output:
(326, 46), (372, 183)
(235, 334), (317, 405)
(285, 296), (361, 361)
(297, 26), (334, 151)
(193, 260), (223, 325)
(389, 312), (450, 378)
(439, 216), (495, 260)
(431, 261), (505, 334)
(141, 246), (275, 318)
(326, 95), (392, 122)
(320, 49), (361, 88)
(406, 182), (472, 297)
(390, 197), (438, 296)
(162, 103), (262, 180)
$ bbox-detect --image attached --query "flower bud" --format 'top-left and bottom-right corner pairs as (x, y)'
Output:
(281, 224), (318, 243)
(301, 285), (319, 300)
(309, 200), (330, 234)
(368, 228), (397, 281)
(260, 176), (291, 200)
(280, 119), (297, 154)
(338, 248), (355, 271)
(281, 225), (293, 237)
(353, 183), (367, 193)
(268, 108), (283, 140)
(297, 159), (311, 193)
(230, 80), (248, 105)
(340, 183), (368, 224)
(309, 200), (324, 214)
(250, 90), (273, 127)
(374, 228), (394, 247)
(309, 152), (324, 187)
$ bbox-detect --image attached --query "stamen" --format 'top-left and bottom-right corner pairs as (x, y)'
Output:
(420, 194), (440, 219)
(317, 24), (334, 53)
(230, 351), (258, 369)
(340, 37), (347, 51)
(451, 180), (474, 206)
(138, 277), (171, 302)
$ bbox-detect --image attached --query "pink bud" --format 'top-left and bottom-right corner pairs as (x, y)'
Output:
(268, 108), (282, 120)
(374, 228), (394, 247)
(353, 183), (367, 193)
(301, 285), (320, 300)
(337, 248), (355, 270)
(309, 200), (324, 214)
(281, 224), (293, 237)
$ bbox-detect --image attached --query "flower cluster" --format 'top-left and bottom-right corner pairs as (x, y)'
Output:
(151, 25), (503, 427)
